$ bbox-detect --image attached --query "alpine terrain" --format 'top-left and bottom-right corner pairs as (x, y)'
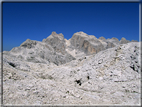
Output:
(1, 31), (141, 105)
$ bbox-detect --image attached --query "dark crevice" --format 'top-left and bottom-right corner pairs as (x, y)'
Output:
(130, 64), (138, 72)
(8, 62), (16, 68)
(130, 66), (135, 71)
(75, 79), (82, 86)
(87, 76), (90, 80)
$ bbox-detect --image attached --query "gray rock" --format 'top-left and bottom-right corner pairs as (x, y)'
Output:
(98, 36), (106, 41)
(131, 40), (138, 42)
(69, 32), (105, 55)
(42, 32), (66, 54)
(106, 41), (115, 49)
(106, 37), (120, 45)
(8, 32), (76, 66)
(120, 37), (130, 44)
(20, 39), (37, 49)
(2, 31), (141, 105)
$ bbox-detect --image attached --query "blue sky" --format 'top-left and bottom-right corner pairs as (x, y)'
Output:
(3, 2), (139, 51)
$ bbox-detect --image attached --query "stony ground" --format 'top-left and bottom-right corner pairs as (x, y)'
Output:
(1, 42), (141, 106)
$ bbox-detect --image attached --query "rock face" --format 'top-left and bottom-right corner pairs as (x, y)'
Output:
(10, 32), (76, 66)
(69, 32), (105, 55)
(68, 32), (136, 56)
(42, 31), (65, 54)
(20, 39), (37, 49)
(2, 31), (140, 105)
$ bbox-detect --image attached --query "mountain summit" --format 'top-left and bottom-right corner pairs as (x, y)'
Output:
(7, 31), (138, 65)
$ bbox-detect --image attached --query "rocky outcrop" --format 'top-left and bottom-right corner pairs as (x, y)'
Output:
(9, 32), (76, 66)
(69, 32), (131, 56)
(69, 32), (105, 55)
(42, 31), (66, 54)
(120, 37), (130, 44)
(9, 31), (137, 65)
(82, 38), (105, 54)
(106, 37), (120, 45)
(98, 36), (106, 41)
(131, 40), (138, 42)
(69, 32), (89, 49)
(20, 39), (37, 49)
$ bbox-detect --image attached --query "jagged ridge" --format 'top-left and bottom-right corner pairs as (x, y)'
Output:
(6, 31), (138, 66)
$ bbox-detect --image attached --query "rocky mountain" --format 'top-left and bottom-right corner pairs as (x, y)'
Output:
(1, 31), (141, 105)
(4, 31), (138, 65)
(8, 32), (75, 66)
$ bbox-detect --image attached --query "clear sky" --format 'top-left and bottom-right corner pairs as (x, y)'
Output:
(3, 2), (139, 51)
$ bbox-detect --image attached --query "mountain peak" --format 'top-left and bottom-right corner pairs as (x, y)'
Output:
(120, 37), (130, 44)
(121, 37), (127, 41)
(20, 39), (37, 49)
(74, 31), (88, 37)
(111, 37), (119, 41)
(51, 31), (57, 36)
(99, 36), (106, 41)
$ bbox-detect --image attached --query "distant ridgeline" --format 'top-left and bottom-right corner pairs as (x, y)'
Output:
(4, 31), (138, 66)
